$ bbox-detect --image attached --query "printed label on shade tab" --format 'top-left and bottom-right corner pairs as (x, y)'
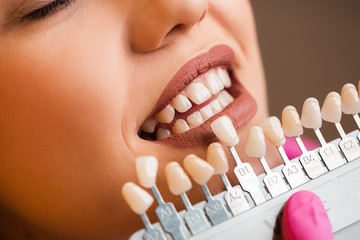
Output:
(339, 137), (360, 162)
(318, 144), (345, 170)
(299, 151), (326, 179)
(282, 162), (308, 188)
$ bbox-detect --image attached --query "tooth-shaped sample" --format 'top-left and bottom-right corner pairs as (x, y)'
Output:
(122, 182), (154, 214)
(156, 128), (172, 140)
(301, 98), (322, 129)
(321, 92), (342, 123)
(200, 104), (214, 121)
(187, 111), (204, 127)
(341, 83), (360, 114)
(172, 119), (190, 134)
(155, 104), (175, 124)
(207, 143), (229, 174)
(211, 116), (239, 147)
(204, 70), (224, 94)
(172, 92), (192, 113)
(245, 126), (266, 158)
(261, 116), (286, 147)
(210, 99), (222, 114)
(186, 82), (211, 105)
(165, 162), (192, 195)
(217, 68), (231, 88)
(141, 118), (157, 133)
(184, 154), (214, 185)
(282, 106), (304, 137)
(136, 156), (158, 188)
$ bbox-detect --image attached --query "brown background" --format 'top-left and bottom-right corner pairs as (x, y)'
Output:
(251, 0), (360, 141)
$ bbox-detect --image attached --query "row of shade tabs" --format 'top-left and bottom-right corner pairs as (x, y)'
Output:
(122, 82), (360, 240)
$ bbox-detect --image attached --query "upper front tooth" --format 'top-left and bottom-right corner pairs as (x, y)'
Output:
(155, 104), (175, 124)
(217, 68), (231, 88)
(172, 92), (192, 113)
(204, 70), (224, 95)
(186, 81), (211, 105)
(172, 119), (190, 134)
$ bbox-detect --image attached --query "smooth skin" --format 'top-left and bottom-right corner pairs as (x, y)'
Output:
(0, 0), (281, 239)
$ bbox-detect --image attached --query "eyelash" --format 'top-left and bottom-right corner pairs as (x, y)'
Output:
(25, 0), (74, 20)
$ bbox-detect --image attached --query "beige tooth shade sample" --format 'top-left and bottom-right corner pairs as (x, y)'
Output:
(136, 156), (158, 188)
(301, 97), (322, 129)
(121, 182), (154, 215)
(206, 142), (229, 174)
(183, 154), (215, 185)
(341, 83), (360, 114)
(261, 116), (286, 147)
(165, 162), (192, 195)
(245, 126), (266, 158)
(282, 106), (304, 137)
(321, 92), (342, 123)
(210, 116), (239, 147)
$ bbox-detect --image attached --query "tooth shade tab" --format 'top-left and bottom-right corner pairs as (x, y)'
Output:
(245, 126), (266, 158)
(207, 143), (229, 174)
(261, 116), (286, 147)
(141, 118), (157, 133)
(321, 92), (342, 123)
(172, 92), (192, 113)
(301, 97), (322, 129)
(211, 116), (239, 147)
(184, 154), (214, 185)
(282, 106), (304, 137)
(136, 156), (158, 188)
(165, 162), (192, 195)
(217, 67), (232, 88)
(172, 119), (190, 134)
(122, 182), (154, 215)
(341, 83), (360, 114)
(155, 104), (175, 124)
(186, 81), (211, 105)
(187, 111), (204, 127)
(156, 128), (172, 140)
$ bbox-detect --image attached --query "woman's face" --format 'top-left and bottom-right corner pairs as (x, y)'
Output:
(0, 0), (278, 238)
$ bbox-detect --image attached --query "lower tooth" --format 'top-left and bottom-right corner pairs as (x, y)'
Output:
(210, 99), (222, 114)
(200, 105), (214, 121)
(172, 119), (190, 134)
(156, 128), (172, 140)
(217, 90), (233, 108)
(187, 111), (204, 127)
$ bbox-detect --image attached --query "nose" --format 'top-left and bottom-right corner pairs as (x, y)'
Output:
(127, 0), (208, 52)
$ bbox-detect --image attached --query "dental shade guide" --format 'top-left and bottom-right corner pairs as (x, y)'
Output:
(301, 98), (345, 170)
(122, 182), (167, 240)
(322, 92), (360, 162)
(262, 116), (308, 188)
(282, 106), (326, 179)
(136, 156), (188, 240)
(341, 83), (360, 141)
(206, 143), (250, 216)
(183, 155), (231, 225)
(210, 116), (266, 205)
(245, 127), (289, 197)
(165, 162), (211, 235)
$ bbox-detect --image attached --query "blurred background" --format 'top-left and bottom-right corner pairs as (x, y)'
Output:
(251, 0), (360, 141)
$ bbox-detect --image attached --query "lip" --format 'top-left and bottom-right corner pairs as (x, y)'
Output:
(143, 44), (257, 147)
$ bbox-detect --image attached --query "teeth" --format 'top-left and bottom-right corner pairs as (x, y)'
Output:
(136, 156), (158, 188)
(183, 154), (214, 185)
(155, 104), (175, 124)
(301, 97), (322, 129)
(261, 116), (286, 147)
(165, 162), (192, 195)
(282, 106), (304, 137)
(210, 99), (222, 114)
(210, 116), (239, 147)
(172, 119), (190, 134)
(217, 68), (231, 88)
(341, 83), (360, 115)
(245, 126), (266, 158)
(321, 92), (342, 123)
(187, 111), (204, 127)
(200, 104), (214, 121)
(206, 142), (229, 175)
(140, 118), (157, 133)
(217, 90), (234, 108)
(186, 81), (212, 105)
(156, 128), (172, 140)
(204, 69), (224, 94)
(172, 92), (192, 113)
(121, 182), (154, 215)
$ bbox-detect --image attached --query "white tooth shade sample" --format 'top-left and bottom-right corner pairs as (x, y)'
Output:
(282, 106), (304, 137)
(186, 82), (211, 105)
(261, 116), (286, 147)
(206, 143), (229, 174)
(165, 162), (192, 195)
(184, 154), (214, 185)
(341, 83), (360, 114)
(136, 156), (158, 188)
(172, 93), (192, 113)
(155, 104), (175, 124)
(321, 92), (342, 123)
(301, 97), (322, 129)
(121, 182), (154, 215)
(210, 116), (239, 147)
(245, 126), (266, 158)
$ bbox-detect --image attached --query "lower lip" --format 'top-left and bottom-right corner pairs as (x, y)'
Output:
(156, 71), (257, 148)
